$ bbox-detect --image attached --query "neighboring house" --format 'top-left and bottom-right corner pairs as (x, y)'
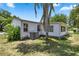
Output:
(11, 18), (68, 39)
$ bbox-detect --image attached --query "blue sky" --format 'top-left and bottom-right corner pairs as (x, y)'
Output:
(0, 3), (78, 22)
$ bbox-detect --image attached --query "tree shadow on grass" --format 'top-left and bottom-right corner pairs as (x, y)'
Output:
(15, 39), (79, 56)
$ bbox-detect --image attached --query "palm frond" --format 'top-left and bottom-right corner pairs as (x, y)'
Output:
(48, 4), (55, 19)
(34, 3), (40, 17)
(48, 4), (55, 25)
(34, 3), (37, 17)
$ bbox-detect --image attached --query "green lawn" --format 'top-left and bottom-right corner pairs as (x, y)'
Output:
(0, 33), (79, 56)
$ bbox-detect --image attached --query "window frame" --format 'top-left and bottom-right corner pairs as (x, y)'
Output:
(23, 23), (28, 32)
(49, 25), (53, 32)
(61, 26), (66, 32)
(37, 25), (40, 31)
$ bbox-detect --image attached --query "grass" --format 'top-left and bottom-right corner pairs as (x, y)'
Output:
(0, 33), (79, 56)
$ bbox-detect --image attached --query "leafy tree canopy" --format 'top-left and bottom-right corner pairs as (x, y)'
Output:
(0, 9), (14, 31)
(0, 9), (13, 26)
(69, 5), (79, 28)
(50, 14), (67, 23)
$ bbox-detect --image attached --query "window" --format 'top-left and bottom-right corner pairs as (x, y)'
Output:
(61, 26), (65, 32)
(23, 23), (28, 32)
(49, 26), (53, 32)
(37, 25), (40, 31)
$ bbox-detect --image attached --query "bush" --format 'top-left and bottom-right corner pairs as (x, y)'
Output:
(4, 24), (20, 41)
(73, 29), (76, 33)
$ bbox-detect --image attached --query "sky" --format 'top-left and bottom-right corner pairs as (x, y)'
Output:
(0, 3), (78, 22)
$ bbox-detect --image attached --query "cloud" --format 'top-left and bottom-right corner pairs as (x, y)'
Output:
(53, 3), (60, 7)
(60, 5), (73, 11)
(7, 3), (15, 8)
(73, 4), (77, 7)
(60, 4), (77, 12)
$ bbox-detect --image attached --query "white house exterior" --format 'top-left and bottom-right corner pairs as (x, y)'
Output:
(12, 18), (68, 39)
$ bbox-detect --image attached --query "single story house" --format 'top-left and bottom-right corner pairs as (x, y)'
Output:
(11, 18), (68, 39)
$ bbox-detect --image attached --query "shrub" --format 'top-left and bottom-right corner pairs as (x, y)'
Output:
(4, 24), (20, 41)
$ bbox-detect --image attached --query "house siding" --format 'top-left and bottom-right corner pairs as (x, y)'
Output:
(21, 21), (39, 38)
(39, 23), (61, 37)
(11, 18), (21, 27)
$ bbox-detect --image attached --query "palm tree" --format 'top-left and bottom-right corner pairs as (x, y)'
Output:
(34, 3), (55, 41)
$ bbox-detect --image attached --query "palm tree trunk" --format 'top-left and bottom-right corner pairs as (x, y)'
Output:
(44, 4), (49, 40)
(45, 19), (49, 40)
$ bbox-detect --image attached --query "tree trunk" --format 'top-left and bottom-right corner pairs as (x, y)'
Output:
(46, 32), (48, 40)
(44, 4), (49, 41)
